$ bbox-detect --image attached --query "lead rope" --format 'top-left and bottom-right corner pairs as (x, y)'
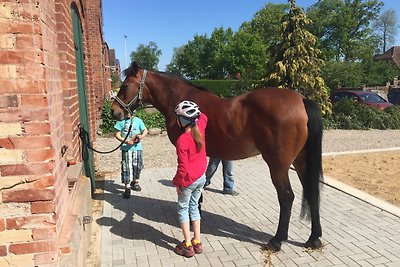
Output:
(78, 116), (134, 155)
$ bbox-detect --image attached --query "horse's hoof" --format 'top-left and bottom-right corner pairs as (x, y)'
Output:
(265, 240), (282, 252)
(304, 238), (322, 249)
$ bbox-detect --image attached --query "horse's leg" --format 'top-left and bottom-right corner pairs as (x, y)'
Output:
(289, 98), (324, 250)
(293, 152), (322, 249)
(265, 160), (294, 252)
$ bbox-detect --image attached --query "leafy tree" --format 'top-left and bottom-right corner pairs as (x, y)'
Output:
(165, 46), (185, 76)
(373, 9), (399, 53)
(168, 27), (268, 80)
(239, 3), (288, 48)
(361, 58), (399, 85)
(225, 30), (268, 80)
(267, 0), (332, 116)
(307, 0), (383, 61)
(201, 27), (234, 79)
(322, 61), (364, 89)
(168, 34), (209, 79)
(130, 41), (162, 70)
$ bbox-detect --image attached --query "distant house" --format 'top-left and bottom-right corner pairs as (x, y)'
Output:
(374, 46), (400, 92)
(109, 49), (121, 78)
(374, 46), (400, 69)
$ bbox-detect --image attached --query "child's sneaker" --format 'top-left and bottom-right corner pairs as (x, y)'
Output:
(191, 238), (203, 254)
(130, 181), (142, 191)
(174, 241), (194, 258)
(123, 189), (130, 199)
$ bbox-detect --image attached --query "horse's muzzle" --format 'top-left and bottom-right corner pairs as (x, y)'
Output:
(111, 108), (124, 121)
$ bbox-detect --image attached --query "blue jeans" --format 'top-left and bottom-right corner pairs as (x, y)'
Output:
(205, 158), (234, 192)
(177, 174), (206, 223)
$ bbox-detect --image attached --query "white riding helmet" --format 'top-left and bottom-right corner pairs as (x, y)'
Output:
(174, 100), (200, 119)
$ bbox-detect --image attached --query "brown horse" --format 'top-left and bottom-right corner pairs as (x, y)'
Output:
(111, 62), (323, 252)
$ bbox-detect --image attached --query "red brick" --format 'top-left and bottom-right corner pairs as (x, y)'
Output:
(9, 240), (56, 255)
(34, 252), (57, 265)
(20, 94), (48, 107)
(0, 108), (21, 122)
(23, 122), (50, 135)
(17, 65), (45, 80)
(0, 138), (14, 149)
(2, 188), (55, 203)
(32, 226), (56, 240)
(0, 219), (5, 231)
(6, 214), (55, 230)
(59, 246), (71, 255)
(0, 245), (6, 257)
(31, 201), (55, 214)
(8, 136), (51, 149)
(0, 80), (46, 94)
(0, 108), (49, 122)
(0, 22), (41, 34)
(0, 50), (42, 64)
(25, 148), (54, 162)
(0, 94), (19, 108)
(31, 176), (55, 189)
(0, 162), (52, 176)
(20, 108), (49, 122)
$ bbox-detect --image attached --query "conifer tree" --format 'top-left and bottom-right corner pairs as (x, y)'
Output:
(267, 0), (332, 115)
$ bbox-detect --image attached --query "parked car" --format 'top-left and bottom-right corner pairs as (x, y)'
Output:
(330, 90), (393, 110)
(388, 91), (400, 105)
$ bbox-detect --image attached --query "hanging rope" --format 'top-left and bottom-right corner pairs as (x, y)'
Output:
(78, 122), (132, 155)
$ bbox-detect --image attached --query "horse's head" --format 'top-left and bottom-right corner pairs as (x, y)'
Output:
(111, 61), (148, 120)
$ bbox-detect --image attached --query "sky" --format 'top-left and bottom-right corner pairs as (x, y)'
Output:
(102, 0), (399, 72)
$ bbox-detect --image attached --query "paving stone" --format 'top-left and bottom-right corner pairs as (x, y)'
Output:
(100, 157), (400, 266)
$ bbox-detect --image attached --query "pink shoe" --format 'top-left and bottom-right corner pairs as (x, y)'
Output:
(174, 241), (194, 258)
(191, 239), (203, 254)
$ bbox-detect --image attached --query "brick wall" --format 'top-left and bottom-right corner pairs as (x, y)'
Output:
(84, 0), (105, 128)
(0, 0), (108, 265)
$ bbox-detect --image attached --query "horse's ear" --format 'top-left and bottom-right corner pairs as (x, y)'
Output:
(131, 61), (141, 72)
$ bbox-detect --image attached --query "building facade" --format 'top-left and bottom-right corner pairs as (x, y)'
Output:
(0, 0), (110, 265)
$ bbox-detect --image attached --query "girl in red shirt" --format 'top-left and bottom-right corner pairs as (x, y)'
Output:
(173, 101), (207, 258)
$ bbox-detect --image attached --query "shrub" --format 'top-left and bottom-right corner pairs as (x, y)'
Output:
(135, 109), (166, 130)
(326, 98), (400, 130)
(100, 99), (117, 134)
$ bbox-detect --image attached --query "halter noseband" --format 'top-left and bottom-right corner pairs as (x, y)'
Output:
(112, 69), (148, 115)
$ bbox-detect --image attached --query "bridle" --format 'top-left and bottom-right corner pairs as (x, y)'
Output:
(79, 69), (148, 155)
(111, 69), (148, 115)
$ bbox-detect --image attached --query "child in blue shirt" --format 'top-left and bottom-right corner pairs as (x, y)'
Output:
(114, 112), (148, 198)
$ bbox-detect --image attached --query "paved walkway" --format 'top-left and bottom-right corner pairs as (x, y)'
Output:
(99, 157), (400, 267)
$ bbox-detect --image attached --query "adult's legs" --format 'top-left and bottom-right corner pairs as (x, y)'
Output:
(204, 158), (221, 186)
(222, 160), (234, 192)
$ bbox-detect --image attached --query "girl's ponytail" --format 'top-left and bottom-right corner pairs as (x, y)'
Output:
(191, 124), (203, 152)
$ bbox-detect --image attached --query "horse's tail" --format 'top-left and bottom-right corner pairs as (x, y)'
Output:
(301, 98), (323, 220)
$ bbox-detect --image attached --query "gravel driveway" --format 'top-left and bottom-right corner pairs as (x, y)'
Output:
(95, 129), (400, 173)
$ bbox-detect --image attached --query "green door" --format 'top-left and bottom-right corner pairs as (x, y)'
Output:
(71, 6), (95, 191)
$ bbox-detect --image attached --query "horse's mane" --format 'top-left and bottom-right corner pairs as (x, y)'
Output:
(123, 61), (140, 78)
(123, 61), (209, 92)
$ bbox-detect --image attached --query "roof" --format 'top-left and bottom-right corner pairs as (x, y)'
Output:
(374, 46), (400, 69)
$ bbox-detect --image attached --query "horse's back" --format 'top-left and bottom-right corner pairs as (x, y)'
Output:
(204, 87), (309, 160)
